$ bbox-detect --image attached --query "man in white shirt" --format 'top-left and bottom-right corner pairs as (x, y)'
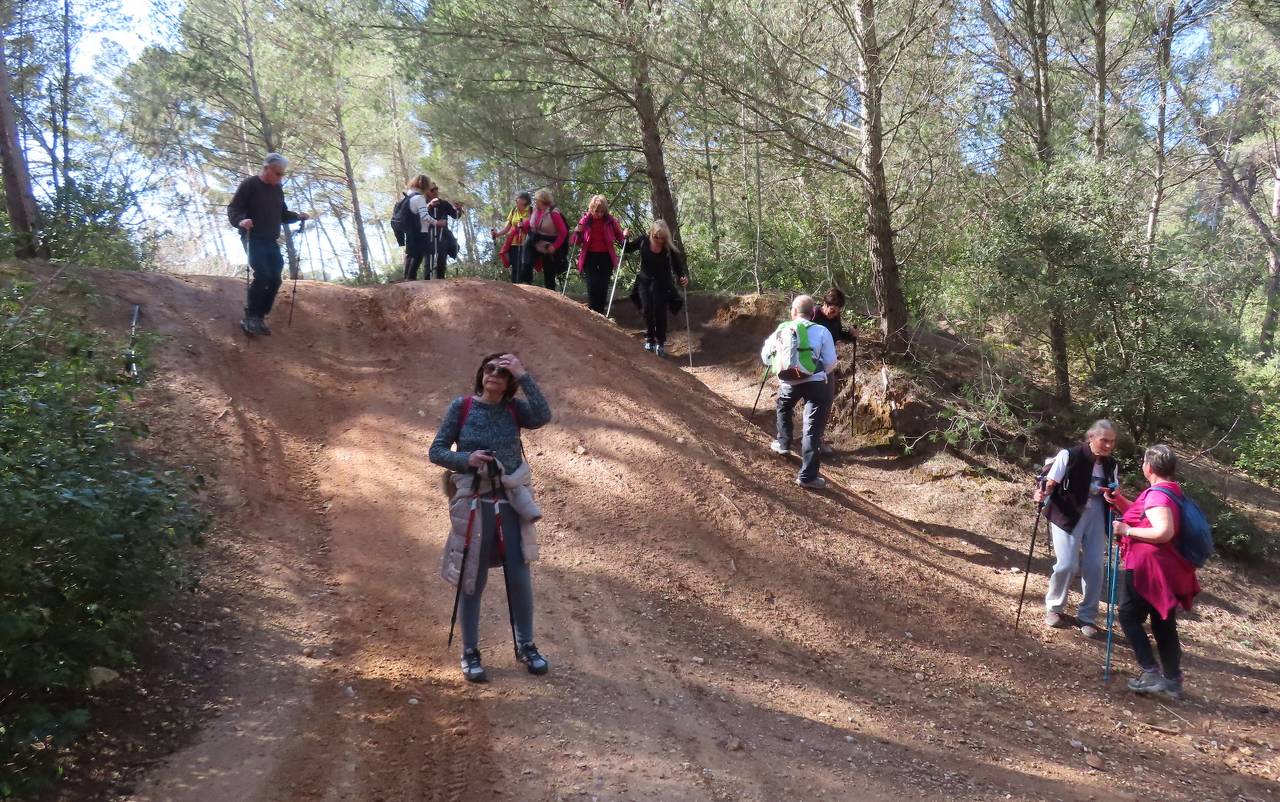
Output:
(760, 295), (838, 489)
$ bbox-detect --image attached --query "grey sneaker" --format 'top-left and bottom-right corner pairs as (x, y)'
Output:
(654, 344), (667, 358)
(256, 316), (272, 336)
(1163, 676), (1183, 700)
(1079, 623), (1101, 639)
(460, 648), (487, 683)
(819, 443), (835, 456)
(644, 341), (654, 352)
(770, 441), (790, 456)
(1045, 611), (1064, 628)
(1127, 670), (1166, 695)
(796, 476), (827, 490)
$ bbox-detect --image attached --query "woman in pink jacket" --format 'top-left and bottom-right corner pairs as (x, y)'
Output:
(517, 188), (569, 290)
(1104, 444), (1201, 700)
(570, 195), (627, 313)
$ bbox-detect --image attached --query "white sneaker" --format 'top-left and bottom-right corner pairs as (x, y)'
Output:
(770, 441), (789, 456)
(796, 476), (827, 490)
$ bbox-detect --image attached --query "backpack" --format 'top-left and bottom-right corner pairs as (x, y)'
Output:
(390, 191), (417, 245)
(771, 320), (818, 381)
(1149, 487), (1214, 568)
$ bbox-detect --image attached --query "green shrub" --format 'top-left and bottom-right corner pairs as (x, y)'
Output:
(0, 280), (205, 796)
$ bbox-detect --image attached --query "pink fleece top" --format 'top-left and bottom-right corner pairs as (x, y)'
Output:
(572, 214), (624, 271)
(1120, 481), (1201, 618)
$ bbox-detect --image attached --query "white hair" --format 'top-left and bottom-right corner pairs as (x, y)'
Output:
(1086, 419), (1117, 440)
(263, 152), (289, 169)
(792, 294), (815, 317)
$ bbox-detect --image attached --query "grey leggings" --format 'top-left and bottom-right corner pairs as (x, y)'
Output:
(460, 499), (535, 652)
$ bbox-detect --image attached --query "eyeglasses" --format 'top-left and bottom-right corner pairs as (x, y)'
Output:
(482, 363), (510, 375)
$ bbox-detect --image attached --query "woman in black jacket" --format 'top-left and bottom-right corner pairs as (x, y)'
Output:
(625, 220), (688, 357)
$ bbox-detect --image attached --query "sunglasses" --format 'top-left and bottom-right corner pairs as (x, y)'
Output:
(483, 363), (511, 376)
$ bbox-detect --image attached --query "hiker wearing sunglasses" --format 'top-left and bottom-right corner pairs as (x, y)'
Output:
(1033, 420), (1120, 638)
(624, 220), (688, 357)
(430, 353), (552, 683)
(761, 295), (838, 489)
(1105, 445), (1200, 699)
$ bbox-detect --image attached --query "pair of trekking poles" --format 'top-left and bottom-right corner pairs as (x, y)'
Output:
(1014, 481), (1121, 682)
(446, 460), (521, 661)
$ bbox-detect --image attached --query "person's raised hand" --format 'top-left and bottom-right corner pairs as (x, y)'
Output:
(679, 276), (689, 287)
(496, 353), (526, 379)
(467, 450), (495, 469)
(238, 219), (254, 232)
(298, 212), (311, 221)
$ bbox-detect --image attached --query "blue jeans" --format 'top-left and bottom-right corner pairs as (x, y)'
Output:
(775, 379), (833, 481)
(460, 500), (535, 652)
(245, 237), (285, 317)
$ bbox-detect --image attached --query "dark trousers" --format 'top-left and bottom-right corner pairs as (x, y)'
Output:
(541, 259), (558, 290)
(639, 278), (671, 344)
(583, 252), (612, 313)
(1118, 569), (1183, 678)
(459, 500), (535, 651)
(245, 237), (285, 318)
(775, 379), (833, 482)
(404, 252), (425, 281)
(512, 242), (534, 285)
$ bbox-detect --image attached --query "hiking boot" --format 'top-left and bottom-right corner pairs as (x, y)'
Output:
(654, 344), (667, 358)
(517, 642), (549, 675)
(1127, 670), (1166, 695)
(1045, 611), (1064, 628)
(770, 441), (790, 456)
(1163, 676), (1183, 700)
(239, 317), (257, 335)
(256, 316), (273, 336)
(796, 476), (827, 490)
(460, 648), (488, 683)
(644, 341), (654, 352)
(1079, 623), (1101, 639)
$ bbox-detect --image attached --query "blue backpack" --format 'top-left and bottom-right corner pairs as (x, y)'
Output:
(1149, 487), (1214, 567)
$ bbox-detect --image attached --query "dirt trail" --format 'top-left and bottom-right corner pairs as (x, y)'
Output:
(44, 268), (1280, 801)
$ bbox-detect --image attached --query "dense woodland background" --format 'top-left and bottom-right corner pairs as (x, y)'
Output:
(1, 0), (1279, 464)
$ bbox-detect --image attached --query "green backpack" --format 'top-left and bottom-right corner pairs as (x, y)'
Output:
(772, 320), (818, 380)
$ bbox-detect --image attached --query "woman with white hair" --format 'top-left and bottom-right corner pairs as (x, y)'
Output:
(623, 220), (688, 356)
(1033, 419), (1121, 638)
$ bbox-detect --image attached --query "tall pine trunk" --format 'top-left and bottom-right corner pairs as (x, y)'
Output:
(854, 0), (908, 358)
(1143, 3), (1175, 270)
(0, 33), (45, 258)
(633, 53), (681, 249)
(333, 91), (372, 281)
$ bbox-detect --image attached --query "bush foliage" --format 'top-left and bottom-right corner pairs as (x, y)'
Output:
(0, 280), (205, 796)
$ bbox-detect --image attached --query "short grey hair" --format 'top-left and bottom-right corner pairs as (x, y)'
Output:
(1086, 419), (1117, 440)
(1144, 444), (1178, 478)
(792, 294), (815, 318)
(263, 152), (289, 169)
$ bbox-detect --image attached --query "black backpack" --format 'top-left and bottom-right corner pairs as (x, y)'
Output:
(390, 191), (416, 246)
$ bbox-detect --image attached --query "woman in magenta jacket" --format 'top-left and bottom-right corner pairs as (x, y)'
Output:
(570, 195), (627, 313)
(1104, 444), (1201, 700)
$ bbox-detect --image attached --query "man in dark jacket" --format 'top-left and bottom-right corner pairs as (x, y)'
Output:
(810, 288), (856, 455)
(227, 153), (309, 335)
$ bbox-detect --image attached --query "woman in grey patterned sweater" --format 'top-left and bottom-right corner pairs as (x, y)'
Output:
(430, 352), (552, 682)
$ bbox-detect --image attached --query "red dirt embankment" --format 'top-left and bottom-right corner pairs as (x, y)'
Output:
(36, 267), (1279, 801)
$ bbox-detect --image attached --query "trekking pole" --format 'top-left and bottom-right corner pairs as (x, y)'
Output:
(1103, 481), (1119, 682)
(748, 365), (772, 420)
(288, 219), (304, 328)
(560, 244), (578, 296)
(123, 304), (141, 380)
(488, 462), (521, 661)
(1014, 497), (1047, 634)
(447, 468), (483, 649)
(604, 240), (628, 318)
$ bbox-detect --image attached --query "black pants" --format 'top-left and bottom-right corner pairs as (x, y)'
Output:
(1118, 569), (1183, 678)
(541, 259), (558, 290)
(245, 237), (284, 317)
(512, 242), (534, 285)
(404, 251), (425, 281)
(775, 379), (833, 482)
(583, 252), (612, 313)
